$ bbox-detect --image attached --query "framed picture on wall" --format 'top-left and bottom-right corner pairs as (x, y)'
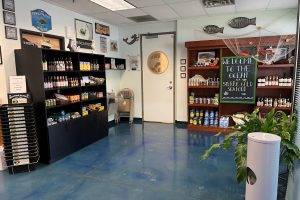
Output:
(5, 26), (17, 40)
(180, 66), (186, 72)
(20, 29), (65, 50)
(2, 0), (15, 12)
(75, 19), (93, 49)
(180, 73), (186, 78)
(95, 23), (110, 36)
(180, 59), (186, 65)
(3, 10), (16, 25)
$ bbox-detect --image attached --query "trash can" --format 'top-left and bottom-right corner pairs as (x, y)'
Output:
(246, 132), (281, 200)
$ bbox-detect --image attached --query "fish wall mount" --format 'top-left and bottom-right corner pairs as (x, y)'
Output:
(123, 34), (139, 45)
(228, 17), (256, 29)
(203, 25), (224, 34)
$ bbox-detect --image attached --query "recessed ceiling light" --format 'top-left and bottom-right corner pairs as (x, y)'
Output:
(203, 0), (235, 8)
(90, 0), (135, 11)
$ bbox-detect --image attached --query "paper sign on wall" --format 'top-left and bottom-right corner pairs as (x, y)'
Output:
(9, 76), (27, 93)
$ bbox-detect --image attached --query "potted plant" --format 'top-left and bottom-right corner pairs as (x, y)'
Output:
(201, 108), (300, 189)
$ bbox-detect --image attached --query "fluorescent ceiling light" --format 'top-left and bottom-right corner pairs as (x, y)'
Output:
(90, 0), (135, 11)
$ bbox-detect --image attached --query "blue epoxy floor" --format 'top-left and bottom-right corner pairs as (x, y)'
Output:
(0, 123), (246, 200)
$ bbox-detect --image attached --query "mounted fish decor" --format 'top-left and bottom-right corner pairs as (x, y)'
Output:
(228, 17), (256, 29)
(203, 25), (224, 34)
(123, 34), (139, 45)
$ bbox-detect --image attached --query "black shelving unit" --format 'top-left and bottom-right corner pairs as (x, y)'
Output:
(14, 48), (108, 163)
(105, 57), (126, 70)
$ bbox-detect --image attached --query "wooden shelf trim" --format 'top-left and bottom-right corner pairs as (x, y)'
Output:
(188, 86), (219, 89)
(257, 86), (292, 89)
(188, 104), (219, 108)
(188, 66), (219, 70)
(258, 64), (294, 68)
(256, 106), (292, 111)
(187, 124), (234, 133)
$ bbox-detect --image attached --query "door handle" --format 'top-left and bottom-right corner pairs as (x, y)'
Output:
(167, 86), (173, 90)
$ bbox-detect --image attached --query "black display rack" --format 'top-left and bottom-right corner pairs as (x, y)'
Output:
(14, 49), (109, 163)
(0, 104), (39, 174)
(105, 57), (126, 70)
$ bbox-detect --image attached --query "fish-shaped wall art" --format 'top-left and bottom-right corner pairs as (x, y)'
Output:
(123, 34), (139, 45)
(203, 25), (224, 34)
(228, 17), (256, 29)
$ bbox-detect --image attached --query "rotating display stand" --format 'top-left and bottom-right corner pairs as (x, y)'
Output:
(0, 104), (39, 174)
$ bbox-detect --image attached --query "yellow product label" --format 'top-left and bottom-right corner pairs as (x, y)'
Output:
(193, 119), (197, 125)
(189, 119), (193, 124)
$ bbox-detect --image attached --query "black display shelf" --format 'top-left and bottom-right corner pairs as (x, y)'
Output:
(44, 86), (81, 91)
(81, 97), (106, 103)
(105, 57), (126, 70)
(46, 101), (81, 110)
(14, 48), (108, 163)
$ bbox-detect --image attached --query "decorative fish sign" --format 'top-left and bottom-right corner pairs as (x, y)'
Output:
(123, 34), (139, 45)
(203, 25), (224, 34)
(228, 17), (256, 29)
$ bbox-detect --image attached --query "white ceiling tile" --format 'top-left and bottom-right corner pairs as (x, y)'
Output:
(142, 5), (179, 20)
(116, 8), (147, 17)
(163, 0), (193, 3)
(125, 0), (165, 7)
(91, 12), (133, 24)
(44, 0), (110, 14)
(205, 5), (236, 15)
(169, 1), (206, 18)
(236, 0), (270, 12)
(267, 0), (298, 10)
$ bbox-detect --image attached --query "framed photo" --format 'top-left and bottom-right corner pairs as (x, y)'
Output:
(3, 10), (16, 25)
(75, 19), (93, 41)
(100, 36), (107, 53)
(95, 23), (110, 36)
(0, 46), (2, 65)
(2, 0), (15, 11)
(110, 40), (118, 52)
(180, 73), (186, 78)
(198, 51), (215, 64)
(180, 59), (186, 65)
(5, 26), (17, 40)
(20, 29), (65, 50)
(180, 66), (186, 72)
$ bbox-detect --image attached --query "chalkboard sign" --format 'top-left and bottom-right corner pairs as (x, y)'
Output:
(220, 56), (257, 104)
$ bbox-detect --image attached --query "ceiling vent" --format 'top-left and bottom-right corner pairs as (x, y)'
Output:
(128, 15), (157, 23)
(203, 0), (235, 8)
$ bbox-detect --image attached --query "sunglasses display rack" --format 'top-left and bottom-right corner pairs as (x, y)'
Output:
(0, 104), (39, 174)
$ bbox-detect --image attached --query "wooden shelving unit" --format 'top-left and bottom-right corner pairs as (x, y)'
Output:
(186, 35), (295, 133)
(15, 48), (109, 163)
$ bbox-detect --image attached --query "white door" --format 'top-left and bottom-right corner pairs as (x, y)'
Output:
(142, 33), (175, 123)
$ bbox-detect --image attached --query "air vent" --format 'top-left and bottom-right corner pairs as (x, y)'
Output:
(203, 0), (235, 8)
(128, 15), (157, 23)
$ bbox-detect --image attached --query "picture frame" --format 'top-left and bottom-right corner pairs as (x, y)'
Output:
(180, 66), (186, 72)
(75, 19), (93, 41)
(20, 29), (65, 50)
(5, 26), (17, 40)
(180, 59), (186, 65)
(2, 0), (15, 12)
(95, 23), (110, 36)
(3, 10), (16, 25)
(0, 46), (3, 65)
(110, 40), (118, 52)
(197, 51), (215, 64)
(180, 73), (186, 78)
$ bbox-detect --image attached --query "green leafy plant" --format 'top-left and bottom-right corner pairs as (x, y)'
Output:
(201, 108), (300, 183)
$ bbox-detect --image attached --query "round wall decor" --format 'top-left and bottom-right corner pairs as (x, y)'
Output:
(147, 51), (169, 74)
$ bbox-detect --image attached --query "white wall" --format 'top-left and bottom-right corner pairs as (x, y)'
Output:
(119, 9), (297, 121)
(0, 0), (121, 104)
(118, 21), (176, 118)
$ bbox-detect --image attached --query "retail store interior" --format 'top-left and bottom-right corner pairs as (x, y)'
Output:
(0, 0), (300, 199)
